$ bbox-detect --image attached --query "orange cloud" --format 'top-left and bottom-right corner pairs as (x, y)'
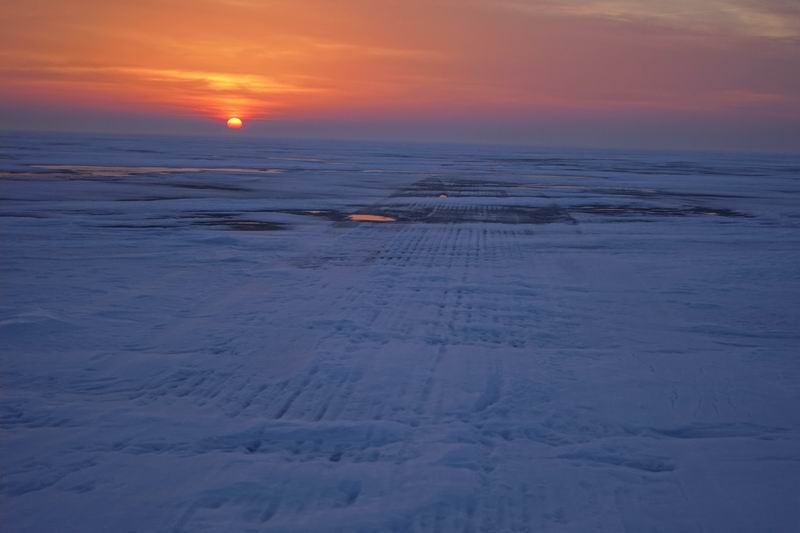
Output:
(495, 0), (800, 40)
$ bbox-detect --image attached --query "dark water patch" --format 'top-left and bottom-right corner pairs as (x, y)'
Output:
(192, 220), (287, 232)
(275, 209), (351, 222)
(390, 178), (520, 198)
(0, 145), (41, 152)
(96, 224), (177, 229)
(483, 157), (785, 177)
(0, 197), (51, 203)
(0, 212), (48, 219)
(177, 212), (240, 220)
(590, 188), (748, 200)
(115, 196), (190, 202)
(180, 208), (356, 224)
(392, 189), (511, 198)
(493, 157), (575, 164)
(648, 423), (787, 440)
(487, 158), (592, 172)
(602, 163), (770, 177)
(150, 182), (253, 193)
(389, 178), (743, 201)
(570, 204), (751, 218)
(348, 204), (576, 225)
(55, 209), (123, 216)
(558, 452), (675, 473)
(97, 216), (288, 231)
(515, 184), (747, 200)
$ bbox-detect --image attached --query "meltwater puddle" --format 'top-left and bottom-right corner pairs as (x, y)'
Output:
(32, 165), (285, 176)
(348, 214), (397, 222)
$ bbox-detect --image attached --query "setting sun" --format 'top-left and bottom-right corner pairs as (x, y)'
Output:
(226, 117), (243, 129)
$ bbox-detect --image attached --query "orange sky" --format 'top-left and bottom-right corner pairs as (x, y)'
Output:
(2, 0), (799, 149)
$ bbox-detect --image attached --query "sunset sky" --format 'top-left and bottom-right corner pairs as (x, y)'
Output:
(2, 0), (799, 151)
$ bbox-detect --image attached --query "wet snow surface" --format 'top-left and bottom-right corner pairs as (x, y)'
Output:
(2, 132), (800, 532)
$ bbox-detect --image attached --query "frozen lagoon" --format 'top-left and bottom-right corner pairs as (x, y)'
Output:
(1, 132), (799, 532)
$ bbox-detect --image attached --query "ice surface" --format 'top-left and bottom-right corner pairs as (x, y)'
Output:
(1, 131), (800, 532)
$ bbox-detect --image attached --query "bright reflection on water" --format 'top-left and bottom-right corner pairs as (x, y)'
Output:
(348, 214), (396, 222)
(34, 165), (283, 176)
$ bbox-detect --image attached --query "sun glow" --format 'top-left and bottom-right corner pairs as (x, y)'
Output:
(2, 0), (798, 150)
(226, 117), (243, 129)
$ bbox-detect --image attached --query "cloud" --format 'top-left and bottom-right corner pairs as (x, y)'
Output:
(495, 0), (800, 40)
(1, 60), (326, 118)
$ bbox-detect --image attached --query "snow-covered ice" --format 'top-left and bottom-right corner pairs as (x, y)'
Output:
(1, 132), (799, 532)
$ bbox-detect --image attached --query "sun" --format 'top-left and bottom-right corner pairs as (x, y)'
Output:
(226, 117), (243, 129)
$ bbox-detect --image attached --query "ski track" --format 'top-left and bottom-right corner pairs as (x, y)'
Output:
(1, 134), (800, 532)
